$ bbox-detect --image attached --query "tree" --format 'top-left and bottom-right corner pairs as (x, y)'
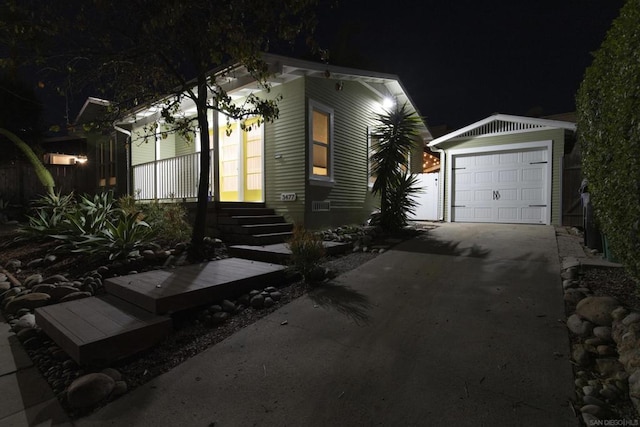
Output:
(576, 0), (640, 281)
(0, 0), (320, 260)
(370, 104), (422, 231)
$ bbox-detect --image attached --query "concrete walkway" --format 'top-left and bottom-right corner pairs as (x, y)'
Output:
(0, 312), (71, 426)
(76, 223), (576, 426)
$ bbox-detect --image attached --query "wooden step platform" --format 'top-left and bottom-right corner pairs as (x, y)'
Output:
(229, 241), (351, 264)
(104, 257), (286, 314)
(35, 295), (172, 366)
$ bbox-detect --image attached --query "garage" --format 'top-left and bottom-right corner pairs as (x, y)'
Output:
(427, 114), (577, 226)
(451, 145), (550, 224)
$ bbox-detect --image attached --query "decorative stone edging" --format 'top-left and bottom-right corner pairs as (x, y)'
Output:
(562, 259), (640, 424)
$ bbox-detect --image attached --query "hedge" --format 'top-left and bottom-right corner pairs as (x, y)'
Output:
(576, 0), (640, 281)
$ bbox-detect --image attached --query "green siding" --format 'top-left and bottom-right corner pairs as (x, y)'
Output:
(263, 77), (306, 225)
(438, 128), (566, 225)
(304, 77), (380, 229)
(131, 124), (155, 165)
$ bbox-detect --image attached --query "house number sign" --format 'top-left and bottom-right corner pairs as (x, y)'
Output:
(280, 193), (297, 201)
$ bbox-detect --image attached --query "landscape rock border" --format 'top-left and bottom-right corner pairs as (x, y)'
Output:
(0, 223), (393, 417)
(562, 253), (640, 423)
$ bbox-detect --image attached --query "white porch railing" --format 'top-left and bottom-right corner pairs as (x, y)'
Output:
(132, 150), (215, 200)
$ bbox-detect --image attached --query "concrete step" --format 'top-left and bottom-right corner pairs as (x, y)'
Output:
(218, 207), (276, 217)
(229, 241), (352, 264)
(217, 215), (286, 225)
(35, 295), (172, 366)
(252, 231), (294, 245)
(239, 223), (293, 235)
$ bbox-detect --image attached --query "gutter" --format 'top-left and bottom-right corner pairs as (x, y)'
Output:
(113, 123), (133, 196)
(436, 148), (446, 221)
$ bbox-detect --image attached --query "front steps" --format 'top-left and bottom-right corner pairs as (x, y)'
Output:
(217, 204), (293, 245)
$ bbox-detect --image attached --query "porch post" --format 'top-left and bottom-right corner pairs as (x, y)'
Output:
(212, 112), (220, 203)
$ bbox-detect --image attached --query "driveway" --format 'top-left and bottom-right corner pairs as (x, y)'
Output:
(77, 223), (576, 426)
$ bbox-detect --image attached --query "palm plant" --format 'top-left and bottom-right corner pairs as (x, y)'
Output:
(370, 104), (422, 231)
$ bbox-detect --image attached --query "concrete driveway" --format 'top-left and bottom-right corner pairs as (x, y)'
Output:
(77, 223), (576, 427)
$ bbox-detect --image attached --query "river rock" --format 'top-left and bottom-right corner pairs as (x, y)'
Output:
(30, 284), (57, 296)
(572, 344), (591, 367)
(567, 314), (593, 337)
(43, 274), (68, 284)
(250, 294), (264, 309)
(596, 358), (625, 376)
(593, 326), (612, 342)
(59, 292), (92, 303)
(5, 293), (51, 313)
(48, 285), (81, 301)
(13, 313), (36, 332)
(23, 274), (43, 288)
(0, 281), (10, 292)
(576, 296), (620, 326)
(580, 404), (609, 419)
(623, 312), (640, 326)
(101, 368), (122, 381)
(564, 289), (587, 305)
(222, 299), (236, 313)
(67, 373), (115, 408)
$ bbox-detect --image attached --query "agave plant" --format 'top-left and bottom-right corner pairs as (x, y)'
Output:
(18, 191), (76, 239)
(56, 209), (155, 260)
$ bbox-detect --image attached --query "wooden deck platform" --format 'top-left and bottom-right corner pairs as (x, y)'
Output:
(34, 295), (172, 365)
(228, 241), (351, 264)
(104, 257), (286, 314)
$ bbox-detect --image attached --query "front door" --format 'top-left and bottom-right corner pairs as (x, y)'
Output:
(218, 118), (263, 202)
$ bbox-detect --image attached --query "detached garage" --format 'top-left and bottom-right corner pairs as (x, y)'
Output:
(428, 114), (576, 225)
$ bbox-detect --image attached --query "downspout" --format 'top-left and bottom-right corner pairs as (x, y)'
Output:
(113, 123), (132, 196)
(436, 148), (446, 221)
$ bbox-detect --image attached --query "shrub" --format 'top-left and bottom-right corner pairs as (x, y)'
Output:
(576, 0), (640, 281)
(119, 197), (192, 245)
(287, 225), (325, 283)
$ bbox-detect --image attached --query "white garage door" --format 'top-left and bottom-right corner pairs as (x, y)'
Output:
(451, 147), (549, 224)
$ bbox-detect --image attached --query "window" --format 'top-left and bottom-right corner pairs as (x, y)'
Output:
(98, 137), (117, 187)
(309, 100), (333, 182)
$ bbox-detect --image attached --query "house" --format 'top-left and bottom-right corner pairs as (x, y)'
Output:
(115, 54), (432, 234)
(73, 97), (129, 197)
(427, 113), (577, 225)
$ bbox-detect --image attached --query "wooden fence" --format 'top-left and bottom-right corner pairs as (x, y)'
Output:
(562, 149), (583, 227)
(0, 161), (94, 207)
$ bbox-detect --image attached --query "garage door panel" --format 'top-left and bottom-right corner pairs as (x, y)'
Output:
(474, 189), (493, 201)
(498, 188), (518, 200)
(522, 150), (546, 163)
(474, 154), (494, 166)
(473, 208), (492, 220)
(455, 171), (473, 185)
(498, 207), (519, 221)
(455, 190), (473, 202)
(522, 167), (543, 181)
(498, 169), (518, 182)
(522, 188), (543, 202)
(451, 147), (549, 224)
(474, 171), (493, 184)
(522, 207), (545, 221)
(498, 152), (519, 164)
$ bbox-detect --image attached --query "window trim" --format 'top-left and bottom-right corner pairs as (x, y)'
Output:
(308, 99), (334, 185)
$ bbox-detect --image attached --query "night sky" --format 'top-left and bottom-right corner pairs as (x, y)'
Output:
(314, 0), (625, 128)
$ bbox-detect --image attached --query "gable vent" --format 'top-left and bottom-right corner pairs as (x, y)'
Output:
(312, 200), (331, 212)
(458, 120), (547, 138)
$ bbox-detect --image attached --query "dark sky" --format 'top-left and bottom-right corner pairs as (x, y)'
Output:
(315, 0), (625, 128)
